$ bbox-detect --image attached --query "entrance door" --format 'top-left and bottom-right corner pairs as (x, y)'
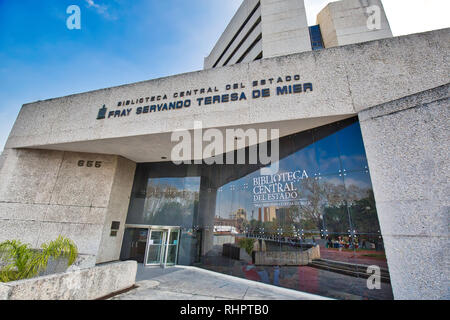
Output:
(165, 229), (180, 265)
(145, 227), (180, 267)
(121, 228), (149, 263)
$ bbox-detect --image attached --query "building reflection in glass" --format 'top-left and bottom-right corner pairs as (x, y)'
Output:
(121, 117), (394, 300)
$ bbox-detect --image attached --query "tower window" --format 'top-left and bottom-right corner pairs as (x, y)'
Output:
(309, 25), (324, 50)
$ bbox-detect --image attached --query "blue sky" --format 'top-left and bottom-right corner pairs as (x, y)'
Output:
(0, 0), (243, 151)
(0, 0), (448, 152)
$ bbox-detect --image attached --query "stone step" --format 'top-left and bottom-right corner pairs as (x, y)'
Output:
(309, 259), (391, 283)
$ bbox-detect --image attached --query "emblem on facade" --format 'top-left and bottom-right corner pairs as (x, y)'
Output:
(97, 105), (107, 120)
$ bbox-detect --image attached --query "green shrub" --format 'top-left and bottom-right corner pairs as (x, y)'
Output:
(0, 236), (78, 283)
(238, 238), (256, 255)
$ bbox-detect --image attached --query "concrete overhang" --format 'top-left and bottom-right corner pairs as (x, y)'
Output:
(5, 28), (449, 163)
(27, 115), (353, 163)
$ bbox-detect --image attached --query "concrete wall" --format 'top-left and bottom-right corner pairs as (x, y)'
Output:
(0, 149), (135, 260)
(0, 150), (6, 173)
(359, 84), (450, 300)
(225, 23), (262, 65)
(39, 254), (96, 277)
(0, 261), (137, 300)
(206, 0), (394, 67)
(260, 0), (311, 58)
(96, 156), (136, 263)
(204, 0), (311, 69)
(317, 0), (392, 48)
(204, 0), (260, 69)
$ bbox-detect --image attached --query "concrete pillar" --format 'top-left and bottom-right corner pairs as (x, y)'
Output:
(261, 0), (311, 58)
(317, 0), (392, 48)
(197, 176), (217, 256)
(0, 148), (136, 262)
(358, 84), (449, 300)
(96, 156), (136, 263)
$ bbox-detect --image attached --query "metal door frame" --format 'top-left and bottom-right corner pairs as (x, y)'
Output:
(125, 224), (180, 268)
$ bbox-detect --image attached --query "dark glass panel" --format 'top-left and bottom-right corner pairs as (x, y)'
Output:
(120, 117), (393, 300)
(344, 171), (381, 235)
(119, 228), (148, 263)
(313, 123), (342, 175)
(336, 120), (369, 172)
(320, 174), (350, 235)
(279, 129), (318, 175)
(132, 176), (200, 227)
(177, 228), (199, 265)
(296, 177), (324, 233)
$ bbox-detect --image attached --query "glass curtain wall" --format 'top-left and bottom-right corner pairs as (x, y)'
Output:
(121, 117), (394, 300)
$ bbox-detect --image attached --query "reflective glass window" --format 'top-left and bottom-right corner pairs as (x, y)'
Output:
(121, 117), (393, 300)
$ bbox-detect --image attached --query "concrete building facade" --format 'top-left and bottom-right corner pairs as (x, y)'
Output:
(204, 0), (393, 69)
(317, 0), (393, 48)
(0, 0), (448, 300)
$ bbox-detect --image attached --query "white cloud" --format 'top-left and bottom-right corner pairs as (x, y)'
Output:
(86, 0), (103, 10)
(85, 0), (113, 18)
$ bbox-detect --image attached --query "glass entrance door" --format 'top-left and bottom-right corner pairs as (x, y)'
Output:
(120, 228), (149, 263)
(145, 227), (180, 267)
(166, 229), (180, 266)
(145, 230), (165, 265)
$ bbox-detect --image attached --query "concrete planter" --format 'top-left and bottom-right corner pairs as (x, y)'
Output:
(0, 260), (137, 300)
(39, 254), (96, 276)
(1, 253), (96, 277)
